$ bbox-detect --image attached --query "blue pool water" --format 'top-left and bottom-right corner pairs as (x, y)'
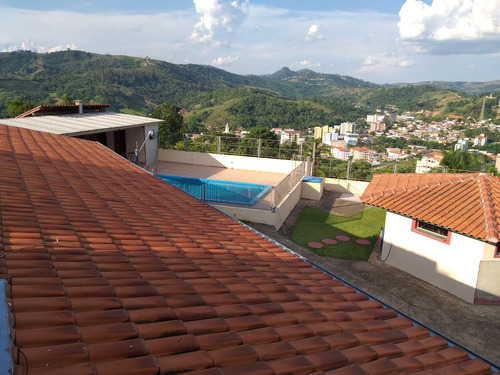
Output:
(157, 175), (272, 206)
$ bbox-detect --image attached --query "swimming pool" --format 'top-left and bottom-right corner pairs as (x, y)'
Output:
(157, 175), (272, 206)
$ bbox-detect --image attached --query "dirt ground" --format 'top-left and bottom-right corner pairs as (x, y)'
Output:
(246, 190), (500, 367)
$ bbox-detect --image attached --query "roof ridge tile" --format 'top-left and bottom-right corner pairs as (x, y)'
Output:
(477, 174), (499, 243)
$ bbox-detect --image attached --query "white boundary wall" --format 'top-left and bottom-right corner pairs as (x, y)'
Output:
(324, 178), (369, 196)
(158, 149), (301, 173)
(381, 212), (486, 303)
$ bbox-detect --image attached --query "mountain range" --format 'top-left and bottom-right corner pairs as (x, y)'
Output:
(0, 50), (499, 127)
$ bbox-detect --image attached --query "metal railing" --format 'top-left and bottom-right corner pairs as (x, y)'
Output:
(170, 133), (314, 161)
(270, 162), (307, 209)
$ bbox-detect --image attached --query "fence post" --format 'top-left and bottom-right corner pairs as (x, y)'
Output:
(257, 139), (261, 158)
(312, 142), (316, 176)
(346, 158), (351, 180)
(217, 136), (221, 154)
(393, 163), (397, 173)
(184, 134), (189, 151)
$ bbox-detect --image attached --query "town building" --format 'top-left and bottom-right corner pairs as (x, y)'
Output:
(366, 114), (385, 123)
(415, 151), (444, 173)
(369, 121), (386, 133)
(331, 146), (351, 160)
(322, 131), (339, 145)
(350, 146), (378, 162)
(386, 148), (404, 160)
(339, 122), (356, 135)
(455, 138), (469, 152)
(474, 134), (487, 147)
(313, 125), (334, 140)
(344, 132), (358, 146)
(272, 128), (302, 144)
(362, 173), (500, 305)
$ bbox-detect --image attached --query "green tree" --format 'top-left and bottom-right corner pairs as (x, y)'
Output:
(5, 99), (35, 117)
(186, 116), (205, 133)
(237, 126), (279, 157)
(60, 94), (73, 105)
(441, 150), (486, 172)
(151, 103), (186, 148)
(350, 160), (373, 181)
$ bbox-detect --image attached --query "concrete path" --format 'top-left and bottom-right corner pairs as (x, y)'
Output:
(247, 191), (500, 367)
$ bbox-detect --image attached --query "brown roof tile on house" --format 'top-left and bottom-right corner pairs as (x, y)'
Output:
(361, 173), (500, 244)
(0, 124), (498, 374)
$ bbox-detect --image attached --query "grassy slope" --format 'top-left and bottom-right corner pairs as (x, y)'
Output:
(291, 206), (386, 260)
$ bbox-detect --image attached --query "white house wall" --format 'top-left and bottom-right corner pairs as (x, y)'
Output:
(126, 127), (144, 163)
(381, 212), (484, 303)
(144, 124), (159, 166)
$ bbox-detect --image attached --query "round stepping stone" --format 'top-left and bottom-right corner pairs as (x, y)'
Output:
(336, 235), (350, 242)
(322, 238), (337, 245)
(308, 241), (323, 248)
(356, 239), (371, 245)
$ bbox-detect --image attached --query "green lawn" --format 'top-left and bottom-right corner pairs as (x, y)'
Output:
(291, 206), (386, 260)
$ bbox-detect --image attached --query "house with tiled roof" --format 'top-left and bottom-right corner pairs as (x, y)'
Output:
(386, 148), (405, 161)
(362, 173), (500, 305)
(415, 151), (444, 173)
(1, 124), (498, 374)
(474, 134), (487, 147)
(350, 147), (379, 162)
(1, 102), (163, 166)
(331, 146), (350, 161)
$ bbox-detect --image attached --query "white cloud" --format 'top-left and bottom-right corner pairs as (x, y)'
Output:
(358, 54), (415, 73)
(190, 0), (248, 46)
(398, 0), (500, 54)
(306, 24), (323, 41)
(211, 55), (240, 66)
(361, 56), (380, 67)
(291, 59), (322, 70)
(398, 59), (415, 67)
(2, 38), (76, 53)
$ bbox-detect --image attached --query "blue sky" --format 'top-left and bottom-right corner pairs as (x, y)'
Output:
(0, 0), (498, 84)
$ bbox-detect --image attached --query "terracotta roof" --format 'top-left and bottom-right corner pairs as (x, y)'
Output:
(362, 173), (500, 244)
(1, 125), (498, 374)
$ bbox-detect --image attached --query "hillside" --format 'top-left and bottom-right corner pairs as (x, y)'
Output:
(413, 80), (500, 95)
(0, 50), (498, 127)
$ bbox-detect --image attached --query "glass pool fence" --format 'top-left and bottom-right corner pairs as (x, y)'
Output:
(157, 175), (273, 206)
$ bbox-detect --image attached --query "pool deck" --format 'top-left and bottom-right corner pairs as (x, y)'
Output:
(150, 161), (288, 186)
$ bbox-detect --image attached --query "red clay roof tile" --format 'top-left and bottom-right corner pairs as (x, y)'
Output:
(237, 326), (281, 345)
(156, 350), (213, 373)
(268, 355), (315, 375)
(1, 124), (497, 375)
(80, 322), (138, 343)
(362, 173), (500, 243)
(197, 331), (242, 350)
